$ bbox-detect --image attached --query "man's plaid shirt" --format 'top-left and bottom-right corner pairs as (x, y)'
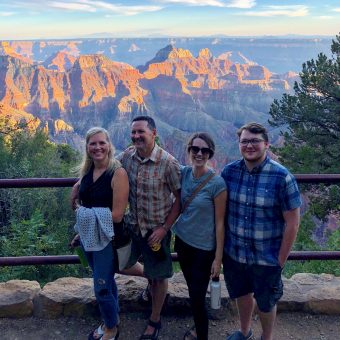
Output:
(221, 156), (301, 266)
(118, 144), (181, 236)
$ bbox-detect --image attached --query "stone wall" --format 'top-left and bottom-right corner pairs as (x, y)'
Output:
(0, 273), (339, 319)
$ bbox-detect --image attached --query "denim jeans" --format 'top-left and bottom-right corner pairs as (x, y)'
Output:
(84, 242), (119, 328)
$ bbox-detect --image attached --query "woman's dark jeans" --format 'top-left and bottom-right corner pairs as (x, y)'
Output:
(175, 236), (215, 340)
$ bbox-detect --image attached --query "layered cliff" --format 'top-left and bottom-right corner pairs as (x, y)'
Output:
(43, 51), (76, 72)
(4, 37), (332, 74)
(0, 45), (297, 161)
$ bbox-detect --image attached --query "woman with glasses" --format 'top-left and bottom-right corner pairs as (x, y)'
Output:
(172, 132), (227, 340)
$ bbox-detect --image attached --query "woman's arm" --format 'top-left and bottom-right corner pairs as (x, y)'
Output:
(69, 180), (81, 246)
(211, 190), (227, 278)
(70, 180), (80, 210)
(111, 167), (129, 223)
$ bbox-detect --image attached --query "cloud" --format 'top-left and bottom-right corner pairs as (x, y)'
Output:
(318, 16), (332, 20)
(333, 8), (340, 13)
(243, 5), (308, 17)
(226, 0), (256, 9)
(157, 0), (226, 7)
(157, 0), (256, 8)
(1, 0), (257, 16)
(0, 12), (15, 16)
(8, 1), (162, 16)
(49, 1), (96, 12)
(76, 0), (162, 15)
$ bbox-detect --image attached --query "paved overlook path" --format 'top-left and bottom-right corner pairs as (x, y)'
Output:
(0, 311), (339, 340)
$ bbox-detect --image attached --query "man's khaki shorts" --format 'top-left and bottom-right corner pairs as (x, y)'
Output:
(126, 229), (173, 280)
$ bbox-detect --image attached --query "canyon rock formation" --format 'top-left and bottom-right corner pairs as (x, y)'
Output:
(0, 41), (300, 162)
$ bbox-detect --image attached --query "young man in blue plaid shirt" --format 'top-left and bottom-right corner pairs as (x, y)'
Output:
(221, 122), (301, 340)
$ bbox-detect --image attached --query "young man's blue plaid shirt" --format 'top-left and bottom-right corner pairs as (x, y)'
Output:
(221, 156), (301, 266)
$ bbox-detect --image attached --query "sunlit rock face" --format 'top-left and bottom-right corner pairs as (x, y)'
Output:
(0, 42), (33, 64)
(43, 51), (77, 72)
(0, 44), (297, 162)
(6, 37), (332, 74)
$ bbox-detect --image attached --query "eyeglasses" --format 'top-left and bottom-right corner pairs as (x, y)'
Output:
(239, 138), (265, 146)
(189, 146), (212, 156)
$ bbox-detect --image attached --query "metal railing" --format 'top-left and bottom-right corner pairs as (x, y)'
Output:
(0, 250), (340, 267)
(0, 174), (339, 267)
(1, 174), (340, 189)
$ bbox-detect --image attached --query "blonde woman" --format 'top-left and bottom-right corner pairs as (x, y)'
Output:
(71, 127), (128, 340)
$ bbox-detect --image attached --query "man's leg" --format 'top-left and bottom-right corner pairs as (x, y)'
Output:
(119, 261), (144, 276)
(223, 254), (254, 339)
(142, 278), (168, 335)
(236, 293), (255, 337)
(140, 230), (172, 337)
(253, 264), (283, 340)
(258, 305), (276, 340)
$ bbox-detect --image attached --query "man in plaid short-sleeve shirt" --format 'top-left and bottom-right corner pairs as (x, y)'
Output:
(221, 122), (301, 340)
(118, 116), (181, 340)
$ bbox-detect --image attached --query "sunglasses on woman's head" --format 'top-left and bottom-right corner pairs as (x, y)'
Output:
(189, 146), (212, 156)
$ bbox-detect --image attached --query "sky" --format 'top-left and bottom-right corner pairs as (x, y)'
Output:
(0, 0), (339, 40)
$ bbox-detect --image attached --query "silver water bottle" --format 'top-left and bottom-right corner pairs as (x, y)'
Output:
(210, 277), (221, 309)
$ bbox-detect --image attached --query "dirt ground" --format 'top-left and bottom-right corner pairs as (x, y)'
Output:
(0, 311), (339, 340)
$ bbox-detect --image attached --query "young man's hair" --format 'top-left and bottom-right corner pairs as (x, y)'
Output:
(237, 122), (269, 142)
(132, 116), (156, 130)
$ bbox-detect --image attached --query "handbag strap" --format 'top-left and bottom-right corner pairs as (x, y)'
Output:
(181, 171), (215, 213)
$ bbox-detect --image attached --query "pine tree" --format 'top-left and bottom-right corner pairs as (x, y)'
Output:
(269, 33), (340, 173)
(268, 35), (339, 278)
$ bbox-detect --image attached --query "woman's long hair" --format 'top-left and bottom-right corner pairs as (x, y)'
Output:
(75, 127), (121, 178)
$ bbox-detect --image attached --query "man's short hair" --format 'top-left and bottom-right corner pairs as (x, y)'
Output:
(132, 116), (156, 130)
(237, 122), (269, 142)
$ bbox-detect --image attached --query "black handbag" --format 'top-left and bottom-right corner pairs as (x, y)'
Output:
(112, 217), (131, 249)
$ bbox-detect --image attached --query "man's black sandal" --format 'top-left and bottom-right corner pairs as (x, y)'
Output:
(139, 319), (161, 340)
